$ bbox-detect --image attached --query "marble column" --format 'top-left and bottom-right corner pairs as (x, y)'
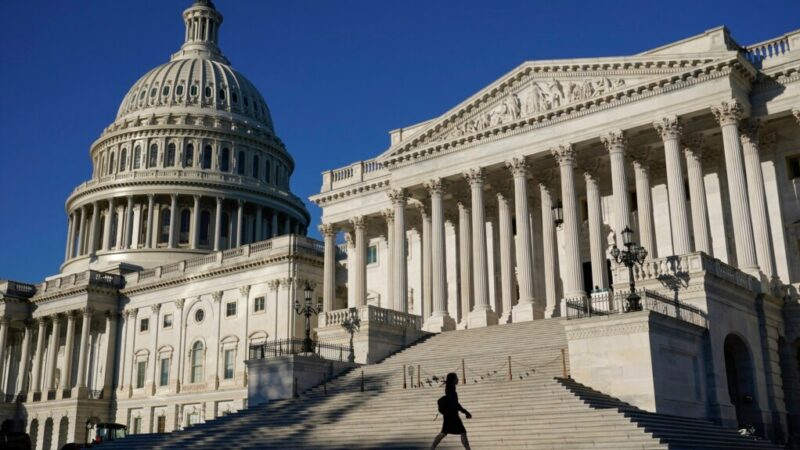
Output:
(389, 189), (408, 313)
(30, 319), (47, 395)
(584, 169), (608, 290)
(61, 312), (77, 392)
(191, 195), (201, 249)
(506, 157), (538, 321)
(64, 213), (75, 261)
(76, 206), (87, 256)
(236, 201), (244, 247)
(654, 116), (691, 255)
(0, 318), (8, 394)
(632, 152), (657, 259)
(420, 208), (432, 322)
(124, 195), (135, 249)
(351, 216), (367, 307)
(457, 202), (473, 327)
(167, 194), (178, 248)
(102, 312), (118, 395)
(551, 145), (585, 299)
(496, 193), (515, 324)
(145, 195), (154, 249)
(424, 179), (456, 331)
(88, 202), (99, 253)
(319, 223), (337, 312)
(214, 197), (223, 251)
(711, 101), (758, 273)
(285, 216), (291, 236)
(75, 308), (92, 391)
(45, 314), (62, 392)
(255, 206), (263, 242)
(381, 209), (395, 310)
(463, 168), (498, 327)
(683, 134), (712, 254)
(16, 321), (32, 396)
(740, 120), (775, 278)
(602, 130), (631, 247)
(272, 212), (279, 238)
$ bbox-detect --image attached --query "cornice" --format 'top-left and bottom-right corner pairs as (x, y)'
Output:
(310, 177), (391, 207)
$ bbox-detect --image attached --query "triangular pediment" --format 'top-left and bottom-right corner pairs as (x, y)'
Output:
(378, 51), (739, 163)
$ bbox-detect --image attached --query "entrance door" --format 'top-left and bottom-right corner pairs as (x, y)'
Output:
(156, 416), (166, 433)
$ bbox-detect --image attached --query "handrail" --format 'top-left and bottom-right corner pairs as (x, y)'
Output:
(564, 288), (707, 328)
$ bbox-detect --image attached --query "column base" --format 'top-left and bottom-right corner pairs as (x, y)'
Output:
(423, 314), (456, 333)
(512, 302), (543, 322)
(499, 311), (513, 324)
(468, 308), (498, 328)
(73, 386), (89, 399)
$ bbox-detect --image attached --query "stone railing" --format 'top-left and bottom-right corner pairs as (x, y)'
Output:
(0, 280), (37, 298)
(743, 30), (800, 68)
(565, 289), (708, 328)
(124, 235), (324, 287)
(319, 305), (422, 330)
(320, 158), (389, 193)
(37, 270), (125, 295)
(612, 252), (759, 293)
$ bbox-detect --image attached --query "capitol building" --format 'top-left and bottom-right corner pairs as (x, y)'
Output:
(2, 1), (800, 449)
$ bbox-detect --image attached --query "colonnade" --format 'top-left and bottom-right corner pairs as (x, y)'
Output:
(65, 195), (305, 262)
(320, 100), (781, 329)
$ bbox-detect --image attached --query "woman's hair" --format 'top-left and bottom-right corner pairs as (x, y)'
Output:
(445, 372), (458, 388)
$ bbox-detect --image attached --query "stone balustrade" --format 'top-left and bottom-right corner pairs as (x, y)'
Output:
(319, 304), (422, 330)
(743, 30), (799, 67)
(320, 159), (388, 193)
(38, 270), (125, 295)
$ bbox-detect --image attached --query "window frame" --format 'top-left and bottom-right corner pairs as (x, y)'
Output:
(159, 357), (170, 387)
(162, 313), (173, 329)
(226, 301), (237, 318)
(136, 361), (147, 388)
(254, 296), (265, 313)
(139, 318), (149, 333)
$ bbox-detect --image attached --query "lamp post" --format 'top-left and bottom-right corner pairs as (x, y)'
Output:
(552, 201), (564, 227)
(294, 282), (321, 354)
(341, 308), (360, 363)
(610, 226), (648, 312)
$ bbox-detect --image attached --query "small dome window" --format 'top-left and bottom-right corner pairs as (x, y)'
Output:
(150, 88), (157, 98)
(162, 85), (170, 96)
(139, 90), (147, 100)
(195, 309), (205, 323)
(204, 86), (212, 98)
(176, 85), (184, 96)
(190, 85), (198, 97)
(219, 89), (225, 100)
(231, 93), (238, 103)
(243, 97), (249, 107)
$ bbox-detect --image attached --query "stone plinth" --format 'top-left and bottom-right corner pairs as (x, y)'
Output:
(317, 305), (427, 364)
(245, 355), (355, 407)
(565, 310), (707, 418)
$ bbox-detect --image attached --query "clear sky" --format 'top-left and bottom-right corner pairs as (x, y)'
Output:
(1, 0), (798, 282)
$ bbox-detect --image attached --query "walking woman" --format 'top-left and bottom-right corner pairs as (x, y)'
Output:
(431, 372), (472, 450)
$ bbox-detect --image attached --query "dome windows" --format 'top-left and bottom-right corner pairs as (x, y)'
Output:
(162, 85), (170, 97)
(184, 144), (194, 167)
(202, 145), (212, 169)
(165, 143), (176, 167)
(139, 90), (147, 100)
(120, 148), (128, 172)
(150, 87), (157, 98)
(252, 155), (259, 179)
(148, 144), (158, 168)
(204, 86), (212, 98)
(236, 151), (245, 175)
(133, 146), (141, 169)
(220, 147), (231, 172)
(218, 89), (225, 100)
(190, 85), (198, 97)
(231, 92), (238, 104)
(176, 84), (184, 96)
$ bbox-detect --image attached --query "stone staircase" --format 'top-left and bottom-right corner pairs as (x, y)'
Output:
(100, 319), (781, 449)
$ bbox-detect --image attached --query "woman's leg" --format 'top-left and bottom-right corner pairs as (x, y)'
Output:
(431, 432), (446, 449)
(460, 433), (471, 450)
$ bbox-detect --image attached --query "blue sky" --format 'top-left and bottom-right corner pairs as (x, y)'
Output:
(1, 0), (798, 282)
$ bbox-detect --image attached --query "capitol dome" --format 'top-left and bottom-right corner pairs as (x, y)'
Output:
(61, 0), (310, 274)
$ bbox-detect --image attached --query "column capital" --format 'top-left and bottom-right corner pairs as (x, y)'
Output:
(126, 194), (134, 201)
(80, 307), (94, 317)
(211, 291), (223, 303)
(146, 193), (154, 200)
(150, 303), (161, 314)
(193, 194), (201, 201)
(216, 196), (223, 204)
(65, 310), (78, 320)
(739, 119), (760, 146)
(793, 108), (800, 126)
(318, 222), (337, 237)
(583, 168), (598, 184)
(653, 116), (682, 140)
(550, 143), (576, 166)
(350, 215), (366, 230)
(682, 134), (706, 161)
(760, 131), (777, 153)
(344, 231), (354, 248)
(600, 130), (626, 153)
(457, 201), (470, 213)
(104, 310), (120, 321)
(0, 316), (9, 326)
(505, 156), (528, 177)
(381, 209), (394, 222)
(423, 178), (446, 196)
(175, 298), (186, 309)
(387, 188), (407, 205)
(237, 199), (244, 207)
(239, 285), (251, 298)
(711, 100), (743, 127)
(267, 279), (281, 291)
(462, 167), (485, 187)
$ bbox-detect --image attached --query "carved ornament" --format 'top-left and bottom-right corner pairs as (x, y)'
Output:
(462, 168), (485, 187)
(653, 116), (682, 140)
(551, 144), (576, 166)
(600, 130), (626, 153)
(505, 156), (528, 177)
(710, 100), (743, 127)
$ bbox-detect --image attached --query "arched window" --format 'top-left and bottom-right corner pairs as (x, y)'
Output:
(165, 143), (176, 167)
(184, 144), (194, 167)
(220, 148), (230, 172)
(160, 208), (171, 244)
(236, 151), (245, 175)
(199, 211), (211, 245)
(99, 154), (106, 176)
(190, 341), (204, 383)
(110, 211), (119, 248)
(179, 209), (191, 244)
(202, 145), (212, 169)
(252, 155), (259, 178)
(176, 84), (184, 96)
(109, 152), (116, 175)
(148, 144), (158, 168)
(204, 86), (212, 98)
(265, 160), (271, 183)
(190, 85), (198, 97)
(133, 146), (141, 169)
(162, 85), (170, 96)
(119, 148), (127, 172)
(219, 89), (225, 100)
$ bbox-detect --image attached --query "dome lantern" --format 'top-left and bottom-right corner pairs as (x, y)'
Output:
(173, 0), (227, 63)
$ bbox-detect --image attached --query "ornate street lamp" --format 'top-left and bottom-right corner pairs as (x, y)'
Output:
(610, 226), (648, 312)
(294, 282), (322, 354)
(552, 201), (564, 226)
(341, 308), (361, 363)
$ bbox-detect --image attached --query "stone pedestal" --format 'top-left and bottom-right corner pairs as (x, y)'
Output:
(467, 308), (498, 329)
(511, 302), (543, 323)
(247, 356), (355, 407)
(423, 314), (456, 333)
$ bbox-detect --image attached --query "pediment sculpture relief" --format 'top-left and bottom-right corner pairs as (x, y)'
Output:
(442, 77), (626, 141)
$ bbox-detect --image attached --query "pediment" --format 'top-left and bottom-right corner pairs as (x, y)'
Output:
(379, 53), (739, 164)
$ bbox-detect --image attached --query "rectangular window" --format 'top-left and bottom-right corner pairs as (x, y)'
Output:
(163, 313), (173, 328)
(788, 155), (800, 179)
(226, 302), (237, 317)
(140, 318), (149, 333)
(132, 417), (142, 434)
(254, 296), (265, 312)
(224, 349), (235, 379)
(136, 361), (147, 389)
(160, 358), (170, 386)
(367, 245), (378, 264)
